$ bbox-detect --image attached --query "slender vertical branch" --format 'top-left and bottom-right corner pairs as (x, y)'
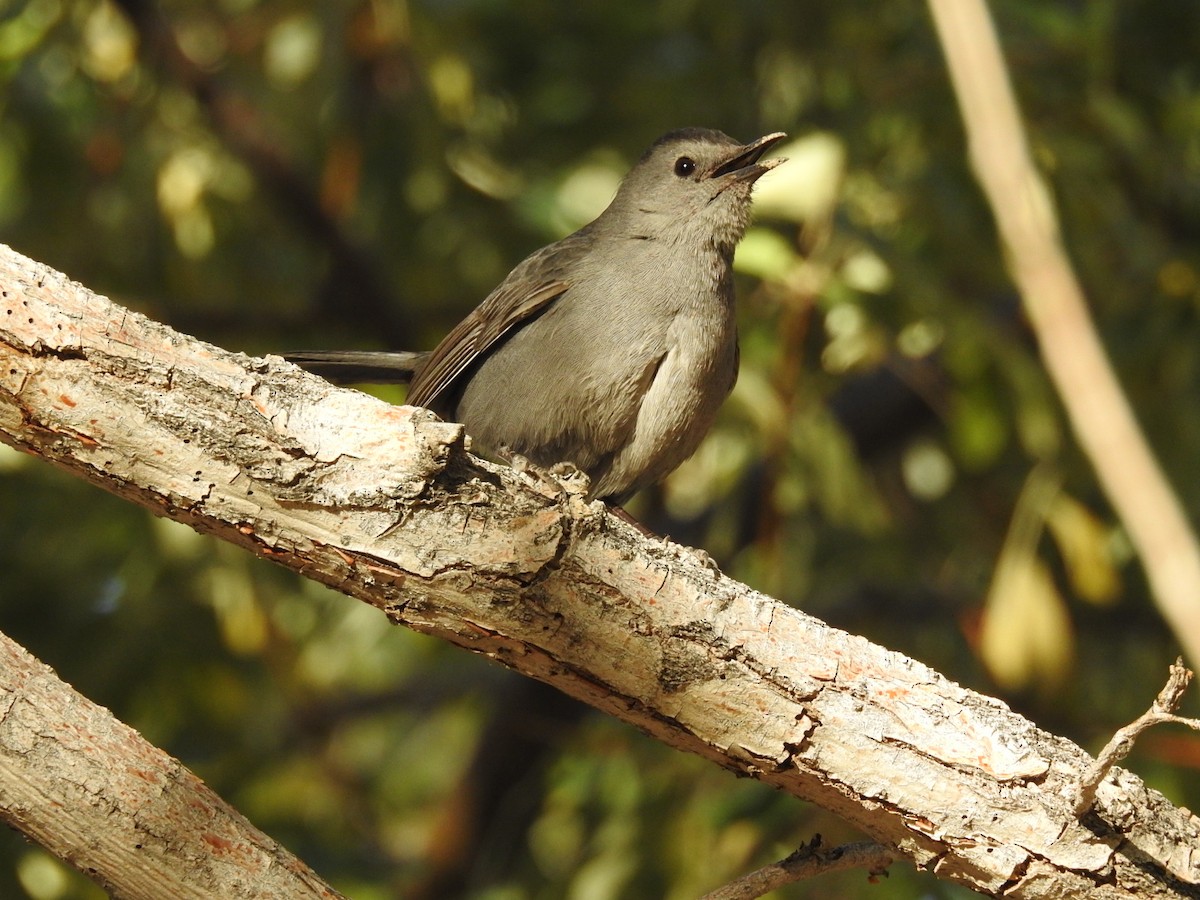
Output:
(927, 0), (1200, 665)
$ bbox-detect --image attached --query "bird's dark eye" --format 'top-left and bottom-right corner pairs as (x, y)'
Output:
(673, 156), (696, 177)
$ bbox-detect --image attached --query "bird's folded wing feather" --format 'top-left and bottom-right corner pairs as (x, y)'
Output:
(407, 236), (587, 407)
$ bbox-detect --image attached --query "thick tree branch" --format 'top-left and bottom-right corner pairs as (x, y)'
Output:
(1, 243), (1199, 898)
(0, 627), (344, 899)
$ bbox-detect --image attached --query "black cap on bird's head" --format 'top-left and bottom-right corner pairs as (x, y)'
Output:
(608, 128), (787, 249)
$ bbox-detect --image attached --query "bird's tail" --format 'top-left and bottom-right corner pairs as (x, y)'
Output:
(285, 350), (429, 385)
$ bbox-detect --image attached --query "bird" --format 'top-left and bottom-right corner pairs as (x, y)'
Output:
(289, 128), (785, 505)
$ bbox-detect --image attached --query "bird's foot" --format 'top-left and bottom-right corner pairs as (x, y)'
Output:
(502, 450), (591, 498)
(546, 461), (591, 496)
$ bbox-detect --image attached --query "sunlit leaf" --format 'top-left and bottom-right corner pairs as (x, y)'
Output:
(981, 546), (1075, 693)
(1045, 492), (1121, 605)
(264, 13), (322, 87)
(733, 226), (798, 281)
(752, 132), (845, 225)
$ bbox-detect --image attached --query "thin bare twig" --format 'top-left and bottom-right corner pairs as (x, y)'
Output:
(699, 837), (894, 900)
(1074, 658), (1200, 815)
(927, 0), (1200, 667)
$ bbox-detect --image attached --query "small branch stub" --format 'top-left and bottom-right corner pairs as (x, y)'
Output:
(699, 837), (894, 900)
(1075, 658), (1200, 815)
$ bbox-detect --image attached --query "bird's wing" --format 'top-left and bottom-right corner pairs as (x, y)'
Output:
(407, 237), (585, 408)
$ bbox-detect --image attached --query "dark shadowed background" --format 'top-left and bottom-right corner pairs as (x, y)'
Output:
(1, 1), (1198, 897)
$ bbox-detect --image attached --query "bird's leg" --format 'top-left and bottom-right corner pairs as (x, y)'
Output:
(496, 447), (721, 573)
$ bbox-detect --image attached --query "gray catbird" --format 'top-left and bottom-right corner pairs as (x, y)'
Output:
(290, 128), (785, 504)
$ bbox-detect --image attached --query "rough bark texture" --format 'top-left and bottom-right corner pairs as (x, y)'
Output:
(1, 243), (1198, 898)
(0, 628), (344, 899)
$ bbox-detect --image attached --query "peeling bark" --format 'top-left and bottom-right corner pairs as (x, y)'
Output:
(1, 244), (1198, 898)
(0, 629), (344, 899)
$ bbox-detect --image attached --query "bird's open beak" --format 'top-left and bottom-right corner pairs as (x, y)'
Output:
(706, 132), (788, 183)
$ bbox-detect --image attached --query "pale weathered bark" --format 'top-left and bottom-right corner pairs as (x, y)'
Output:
(0, 243), (1198, 898)
(0, 628), (345, 899)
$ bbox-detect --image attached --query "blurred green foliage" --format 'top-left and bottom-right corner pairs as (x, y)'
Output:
(1, 0), (1199, 897)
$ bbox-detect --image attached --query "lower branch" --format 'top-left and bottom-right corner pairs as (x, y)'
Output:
(0, 627), (343, 900)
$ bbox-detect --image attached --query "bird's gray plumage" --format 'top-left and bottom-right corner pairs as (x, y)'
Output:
(289, 128), (785, 504)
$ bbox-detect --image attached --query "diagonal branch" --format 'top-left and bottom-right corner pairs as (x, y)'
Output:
(0, 626), (344, 899)
(1, 244), (1199, 897)
(926, 0), (1200, 666)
